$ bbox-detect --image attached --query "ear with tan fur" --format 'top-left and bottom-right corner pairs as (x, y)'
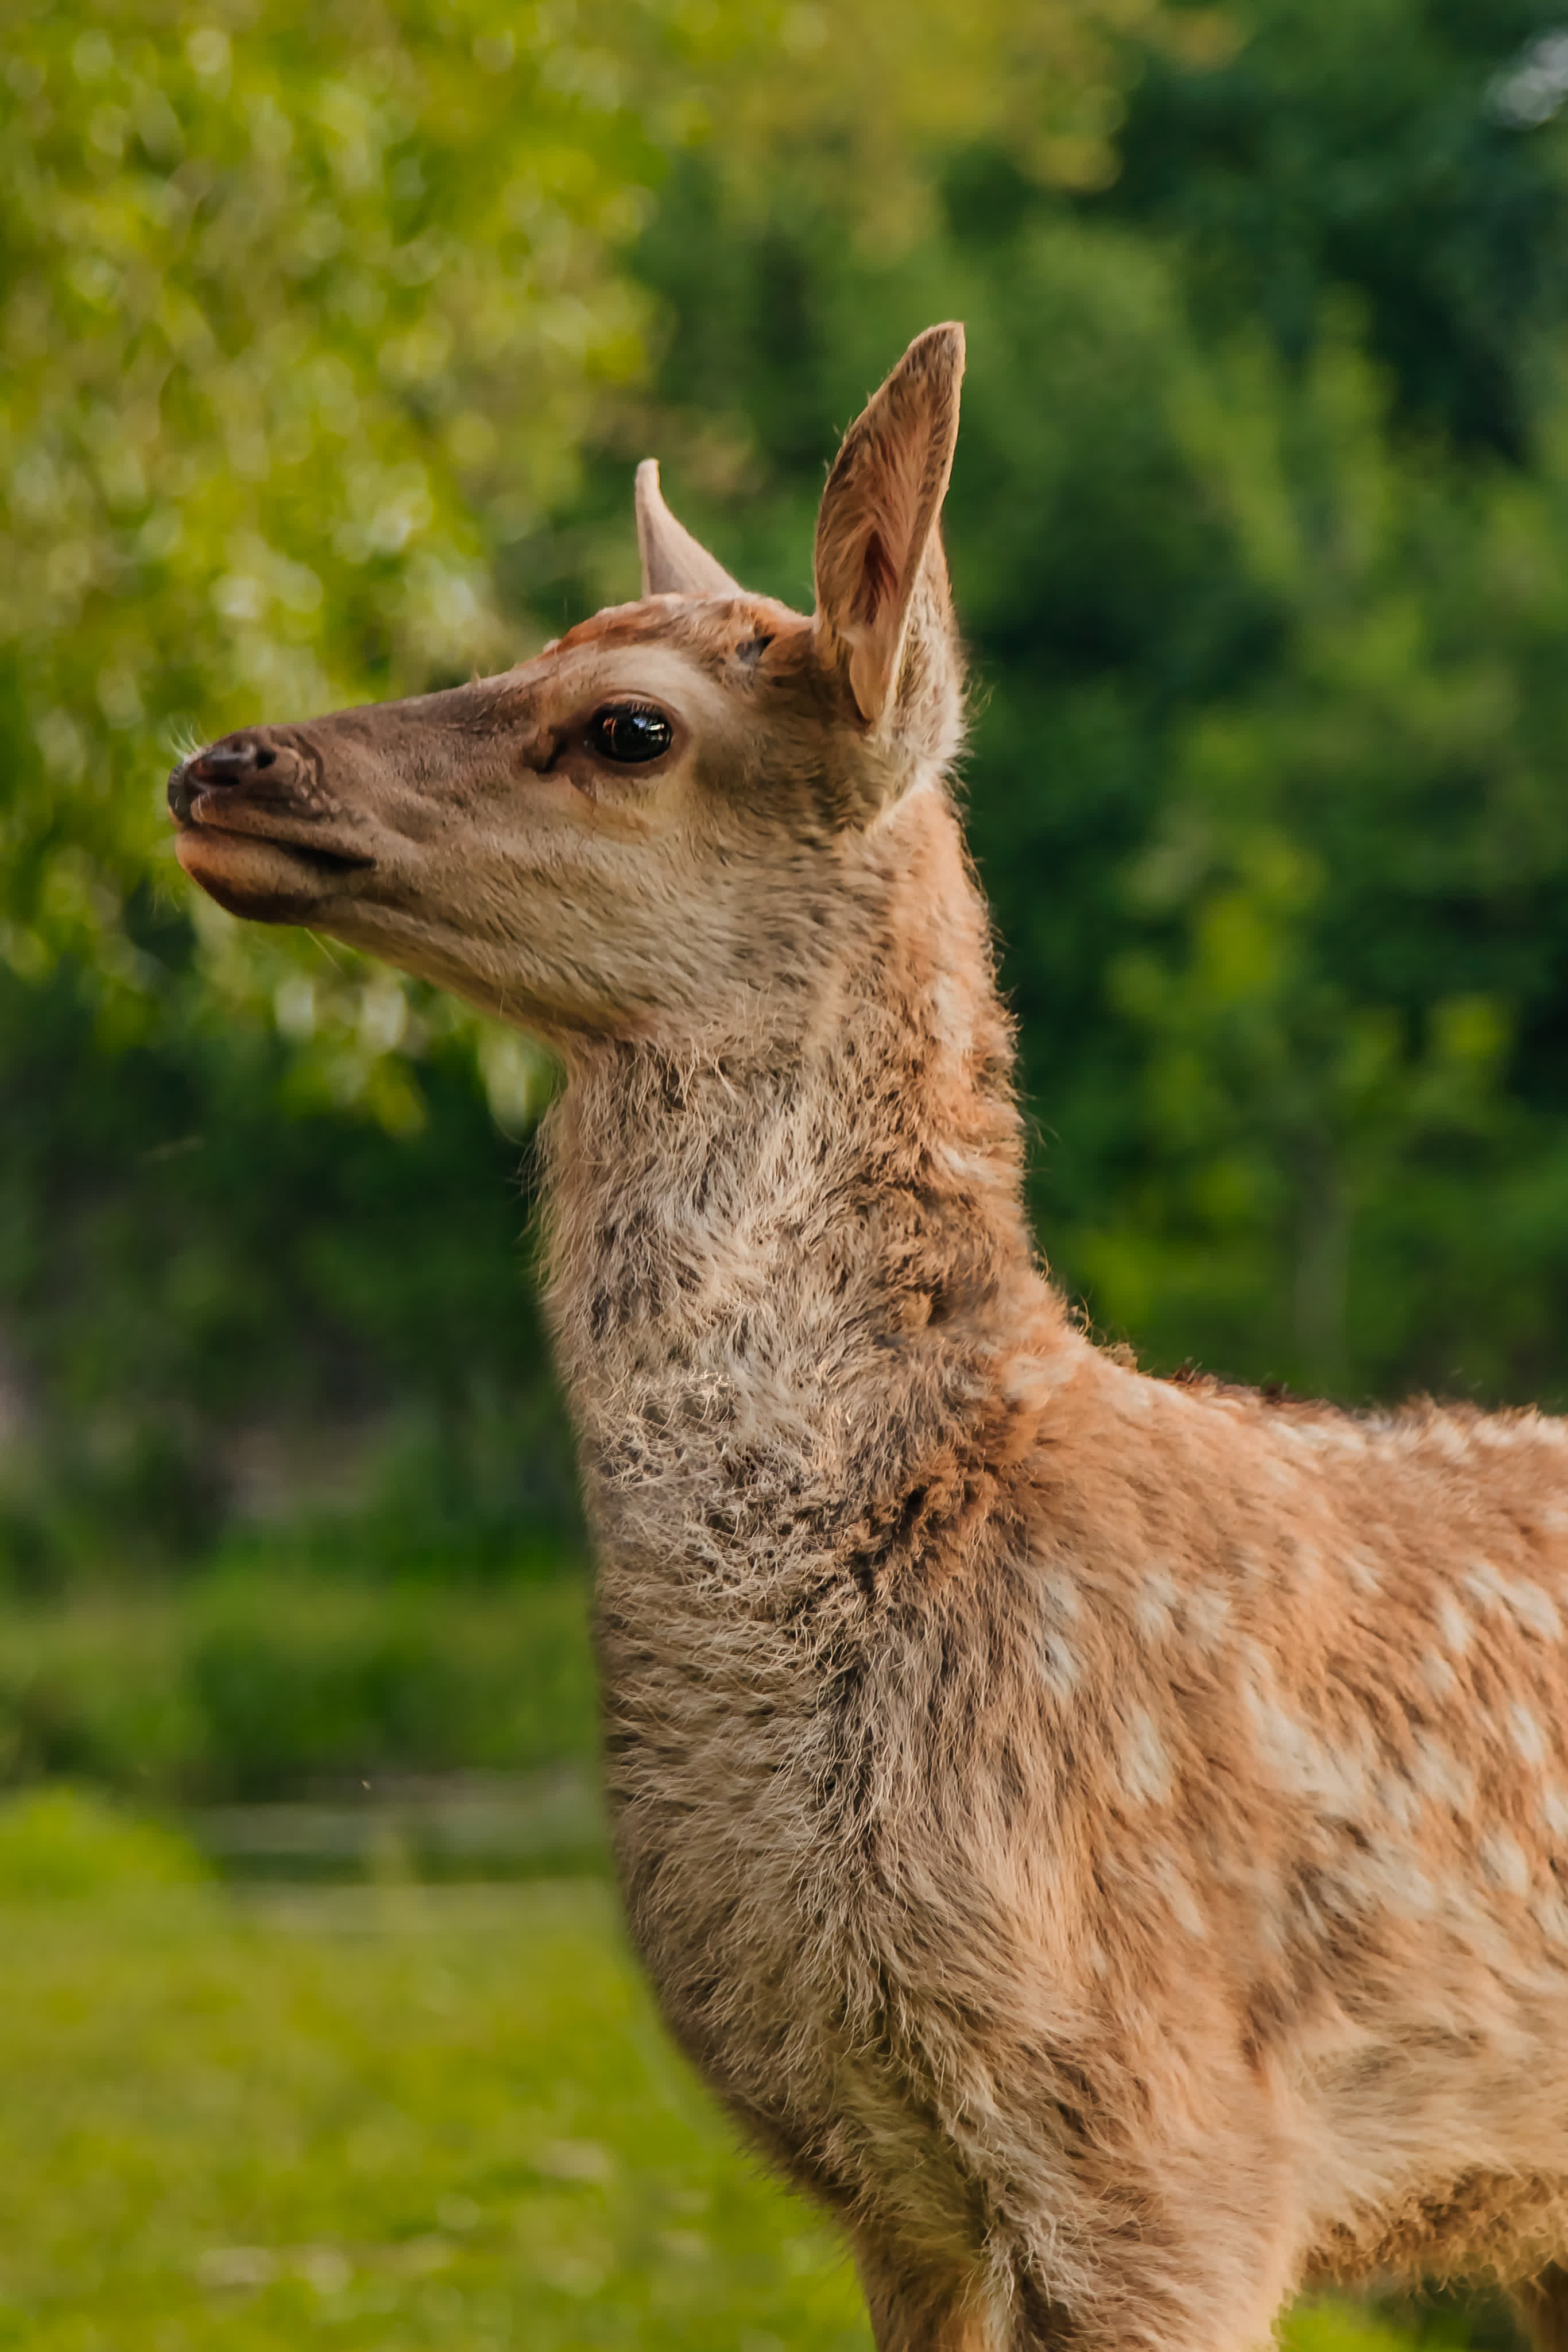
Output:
(813, 323), (965, 753)
(635, 460), (742, 598)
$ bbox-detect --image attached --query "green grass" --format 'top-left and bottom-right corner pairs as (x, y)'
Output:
(0, 1802), (869, 2350)
(0, 1802), (1519, 2352)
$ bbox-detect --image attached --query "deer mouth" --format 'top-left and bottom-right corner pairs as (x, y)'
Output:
(169, 738), (375, 922)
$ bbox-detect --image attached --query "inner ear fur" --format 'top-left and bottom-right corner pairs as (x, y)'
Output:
(812, 322), (965, 743)
(635, 460), (742, 599)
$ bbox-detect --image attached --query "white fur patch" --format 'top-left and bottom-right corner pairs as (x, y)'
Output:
(1120, 1708), (1174, 1807)
(1509, 1702), (1548, 1769)
(1362, 1852), (1435, 1918)
(1481, 1829), (1531, 1898)
(1149, 1847), (1207, 1940)
(1374, 1769), (1420, 1833)
(1437, 1594), (1473, 1656)
(1465, 1560), (1562, 1642)
(1186, 1587), (1231, 1653)
(1420, 1650), (1457, 1701)
(1133, 1570), (1179, 1645)
(1036, 1631), (1078, 1699)
(1040, 1569), (1081, 1624)
(1238, 1645), (1369, 1812)
(1410, 1734), (1474, 1813)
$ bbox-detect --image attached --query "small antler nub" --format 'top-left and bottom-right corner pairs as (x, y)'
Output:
(634, 460), (742, 599)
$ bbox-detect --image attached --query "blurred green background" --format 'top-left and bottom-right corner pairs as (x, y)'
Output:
(4, 0), (1568, 2342)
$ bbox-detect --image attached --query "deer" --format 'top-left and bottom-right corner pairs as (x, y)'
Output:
(167, 322), (1568, 2352)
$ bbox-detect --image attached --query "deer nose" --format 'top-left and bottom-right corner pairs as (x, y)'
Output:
(189, 733), (278, 783)
(168, 732), (280, 823)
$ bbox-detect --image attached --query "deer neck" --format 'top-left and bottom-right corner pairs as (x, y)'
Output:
(538, 786), (1073, 1606)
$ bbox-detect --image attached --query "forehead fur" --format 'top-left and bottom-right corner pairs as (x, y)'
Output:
(551, 593), (815, 680)
(514, 589), (916, 834)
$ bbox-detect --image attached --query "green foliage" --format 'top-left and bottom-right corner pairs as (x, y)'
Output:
(0, 0), (1151, 989)
(9, 0), (1568, 1561)
(1079, 318), (1568, 1394)
(0, 956), (576, 1568)
(0, 0), (1165, 1565)
(0, 1572), (597, 1800)
(1102, 0), (1568, 455)
(0, 1782), (205, 1894)
(583, 0), (1568, 1406)
(1058, 0), (1568, 1395)
(0, 0), (656, 985)
(1282, 2300), (1512, 2352)
(0, 0), (684, 1560)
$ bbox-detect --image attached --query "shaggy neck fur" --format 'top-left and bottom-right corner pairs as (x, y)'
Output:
(539, 783), (1072, 1610)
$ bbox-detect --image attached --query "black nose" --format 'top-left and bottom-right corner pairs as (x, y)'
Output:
(189, 734), (278, 784)
(168, 733), (278, 824)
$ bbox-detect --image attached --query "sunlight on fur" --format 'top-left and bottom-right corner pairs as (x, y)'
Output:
(169, 323), (1568, 2352)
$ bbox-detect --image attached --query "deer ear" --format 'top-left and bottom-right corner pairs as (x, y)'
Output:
(813, 323), (965, 742)
(635, 460), (742, 598)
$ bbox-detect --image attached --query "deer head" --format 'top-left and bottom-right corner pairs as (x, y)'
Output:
(169, 324), (966, 1049)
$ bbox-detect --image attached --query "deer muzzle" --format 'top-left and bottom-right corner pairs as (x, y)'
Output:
(168, 726), (377, 923)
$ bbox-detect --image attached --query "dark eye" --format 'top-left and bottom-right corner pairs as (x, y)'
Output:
(589, 704), (672, 764)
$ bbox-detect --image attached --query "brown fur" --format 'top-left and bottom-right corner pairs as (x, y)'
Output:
(169, 323), (1568, 2351)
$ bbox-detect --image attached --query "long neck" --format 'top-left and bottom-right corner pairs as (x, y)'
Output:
(538, 787), (1075, 1603)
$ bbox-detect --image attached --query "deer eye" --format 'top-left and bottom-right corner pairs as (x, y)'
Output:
(589, 703), (672, 764)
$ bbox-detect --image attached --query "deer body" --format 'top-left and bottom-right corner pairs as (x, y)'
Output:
(549, 782), (1568, 2351)
(168, 327), (1568, 2351)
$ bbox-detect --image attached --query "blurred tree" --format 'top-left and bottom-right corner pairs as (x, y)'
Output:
(0, 0), (1156, 1566)
(0, 0), (667, 1561)
(1058, 0), (1568, 1391)
(568, 0), (1568, 1410)
(0, 951), (578, 1573)
(0, 0), (1157, 1006)
(0, 0), (663, 992)
(1082, 323), (1568, 1399)
(1099, 0), (1568, 456)
(12, 0), (1568, 1567)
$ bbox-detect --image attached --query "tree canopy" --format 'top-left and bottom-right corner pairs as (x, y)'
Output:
(6, 0), (1568, 1568)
